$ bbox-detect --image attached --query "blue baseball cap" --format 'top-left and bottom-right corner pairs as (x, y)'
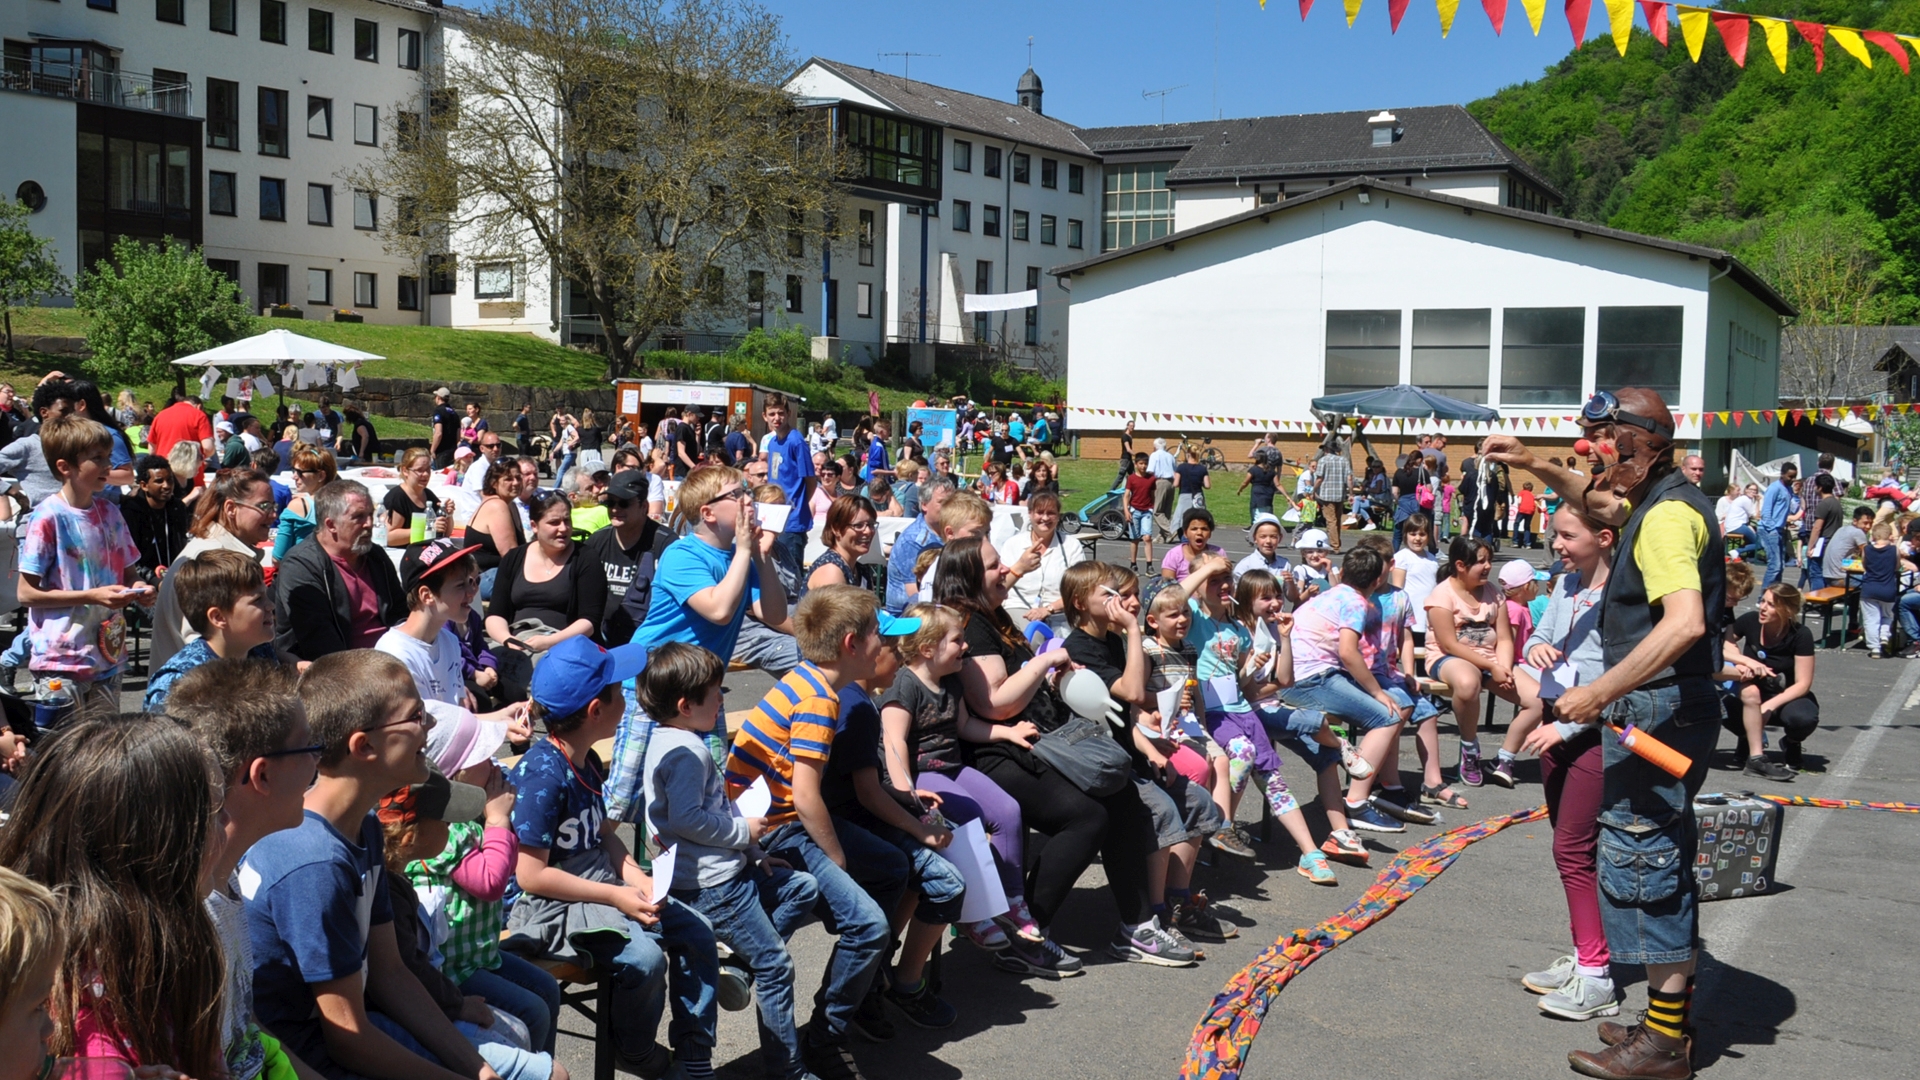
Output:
(876, 612), (922, 638)
(529, 637), (648, 719)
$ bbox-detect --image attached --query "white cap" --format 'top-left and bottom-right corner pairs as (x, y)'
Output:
(1295, 527), (1330, 551)
(424, 700), (510, 776)
(1498, 559), (1536, 590)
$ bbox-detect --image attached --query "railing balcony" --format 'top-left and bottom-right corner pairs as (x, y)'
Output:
(0, 66), (196, 116)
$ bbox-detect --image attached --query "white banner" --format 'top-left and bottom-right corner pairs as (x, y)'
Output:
(962, 289), (1037, 313)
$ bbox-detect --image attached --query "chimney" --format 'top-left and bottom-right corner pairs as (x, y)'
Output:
(1017, 68), (1043, 115)
(1368, 111), (1401, 148)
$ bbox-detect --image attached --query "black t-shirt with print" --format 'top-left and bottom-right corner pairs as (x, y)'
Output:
(1729, 610), (1814, 695)
(1061, 628), (1148, 774)
(877, 667), (966, 777)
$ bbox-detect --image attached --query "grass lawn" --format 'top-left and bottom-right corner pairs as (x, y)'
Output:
(1048, 454), (1262, 530)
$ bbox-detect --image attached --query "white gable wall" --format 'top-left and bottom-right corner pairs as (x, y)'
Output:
(1172, 186), (1258, 231)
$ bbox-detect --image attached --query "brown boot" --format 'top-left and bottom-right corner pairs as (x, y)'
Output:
(1597, 1015), (1696, 1048)
(1568, 1023), (1693, 1079)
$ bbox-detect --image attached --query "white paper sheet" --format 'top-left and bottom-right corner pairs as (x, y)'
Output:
(1200, 675), (1241, 710)
(934, 819), (1009, 923)
(733, 776), (772, 820)
(336, 365), (360, 391)
(753, 502), (792, 533)
(251, 374), (275, 398)
(225, 377), (244, 399)
(1539, 660), (1579, 701)
(200, 367), (220, 398)
(649, 845), (677, 904)
(1151, 685), (1182, 737)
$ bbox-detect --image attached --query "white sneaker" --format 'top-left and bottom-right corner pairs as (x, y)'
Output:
(1523, 954), (1576, 994)
(1538, 974), (1620, 1020)
(1340, 742), (1374, 780)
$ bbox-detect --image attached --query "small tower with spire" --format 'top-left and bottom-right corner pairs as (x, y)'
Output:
(1017, 67), (1043, 114)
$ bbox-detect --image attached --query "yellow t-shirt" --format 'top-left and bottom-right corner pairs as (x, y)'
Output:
(1633, 501), (1709, 603)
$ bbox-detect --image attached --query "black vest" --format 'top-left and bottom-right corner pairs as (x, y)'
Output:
(1601, 470), (1725, 679)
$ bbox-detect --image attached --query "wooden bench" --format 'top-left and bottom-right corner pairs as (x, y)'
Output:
(1804, 586), (1858, 649)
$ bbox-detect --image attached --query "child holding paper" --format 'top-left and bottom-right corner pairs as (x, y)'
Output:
(1143, 588), (1238, 857)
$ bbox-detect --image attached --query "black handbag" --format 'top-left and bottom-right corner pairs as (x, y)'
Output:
(1029, 713), (1132, 796)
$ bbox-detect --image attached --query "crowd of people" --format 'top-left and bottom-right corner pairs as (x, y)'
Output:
(0, 373), (1861, 1080)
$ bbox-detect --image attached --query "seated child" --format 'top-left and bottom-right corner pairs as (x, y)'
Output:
(1142, 589), (1236, 857)
(640, 642), (821, 1080)
(144, 548), (281, 711)
(0, 865), (63, 1080)
(506, 637), (720, 1079)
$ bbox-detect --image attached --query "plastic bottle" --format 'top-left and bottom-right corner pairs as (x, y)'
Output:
(33, 677), (73, 734)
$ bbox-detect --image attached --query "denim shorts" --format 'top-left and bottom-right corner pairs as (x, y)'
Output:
(1280, 669), (1402, 730)
(1255, 704), (1340, 774)
(1136, 774), (1225, 849)
(1596, 679), (1721, 965)
(1130, 508), (1153, 540)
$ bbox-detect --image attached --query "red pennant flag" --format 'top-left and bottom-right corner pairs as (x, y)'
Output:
(1565, 0), (1591, 45)
(1862, 29), (1911, 73)
(1639, 0), (1669, 44)
(1822, 407), (1837, 421)
(1483, 0), (1508, 34)
(1300, 0), (1314, 18)
(1791, 409), (1804, 424)
(1795, 20), (1827, 70)
(1389, 0), (1410, 31)
(1711, 11), (1750, 66)
(1732, 411), (1743, 427)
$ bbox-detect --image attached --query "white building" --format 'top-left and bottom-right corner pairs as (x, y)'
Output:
(1052, 176), (1796, 475)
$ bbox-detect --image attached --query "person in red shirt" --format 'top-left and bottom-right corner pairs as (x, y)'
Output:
(147, 393), (215, 466)
(1124, 451), (1158, 571)
(1515, 482), (1539, 549)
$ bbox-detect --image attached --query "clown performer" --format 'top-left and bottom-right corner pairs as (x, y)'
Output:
(1484, 387), (1724, 1080)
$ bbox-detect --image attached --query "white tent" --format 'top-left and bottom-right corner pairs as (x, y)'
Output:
(172, 327), (384, 398)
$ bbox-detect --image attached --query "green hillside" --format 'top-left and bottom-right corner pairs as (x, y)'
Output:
(1470, 0), (1920, 320)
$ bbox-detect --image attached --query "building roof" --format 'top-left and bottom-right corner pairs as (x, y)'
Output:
(1048, 176), (1796, 318)
(1081, 105), (1561, 202)
(799, 58), (1094, 158)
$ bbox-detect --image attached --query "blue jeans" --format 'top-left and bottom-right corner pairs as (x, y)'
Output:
(1596, 680), (1721, 966)
(1759, 526), (1787, 587)
(776, 530), (809, 573)
(360, 1010), (553, 1080)
(577, 902), (719, 1061)
(1899, 590), (1920, 642)
(1280, 669), (1402, 731)
(1255, 704), (1340, 773)
(1802, 560), (1827, 590)
(759, 820), (899, 1043)
(463, 952), (563, 1054)
(733, 617), (803, 678)
(678, 865), (820, 1080)
(1724, 524), (1761, 559)
(860, 819), (968, 925)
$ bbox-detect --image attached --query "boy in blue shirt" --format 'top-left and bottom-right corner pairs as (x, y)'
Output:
(762, 392), (816, 569)
(241, 649), (500, 1080)
(508, 637), (720, 1080)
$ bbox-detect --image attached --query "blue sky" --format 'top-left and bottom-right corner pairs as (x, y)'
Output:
(763, 0), (1628, 127)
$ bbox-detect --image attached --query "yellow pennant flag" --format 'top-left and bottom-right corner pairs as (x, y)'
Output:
(1901, 35), (1920, 63)
(1521, 0), (1545, 35)
(1754, 16), (1791, 72)
(1678, 6), (1712, 61)
(1868, 404), (1881, 420)
(1828, 25), (1873, 67)
(1437, 0), (1461, 36)
(1345, 0), (1363, 26)
(1716, 411), (1731, 426)
(1604, 0), (1634, 55)
(1775, 409), (1788, 423)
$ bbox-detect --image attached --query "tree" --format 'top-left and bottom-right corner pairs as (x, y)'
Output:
(75, 237), (256, 396)
(352, 0), (843, 381)
(1758, 214), (1894, 413)
(0, 199), (71, 366)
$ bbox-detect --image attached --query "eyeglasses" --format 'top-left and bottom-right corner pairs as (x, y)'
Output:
(293, 467), (323, 476)
(239, 499), (278, 515)
(368, 705), (430, 733)
(258, 742), (325, 761)
(703, 486), (746, 507)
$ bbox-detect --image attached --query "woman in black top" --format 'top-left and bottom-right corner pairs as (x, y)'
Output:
(1392, 452), (1431, 549)
(382, 448), (449, 545)
(340, 407), (378, 462)
(802, 494), (877, 600)
(577, 408), (604, 453)
(1723, 583), (1817, 776)
(932, 535), (1159, 971)
(486, 490), (606, 650)
(1238, 458), (1277, 521)
(469, 458), (528, 601)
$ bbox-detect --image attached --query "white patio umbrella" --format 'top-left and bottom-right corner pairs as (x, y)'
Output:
(173, 327), (384, 400)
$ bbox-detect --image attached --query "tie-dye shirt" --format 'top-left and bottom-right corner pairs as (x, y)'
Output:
(19, 492), (141, 678)
(1290, 584), (1373, 682)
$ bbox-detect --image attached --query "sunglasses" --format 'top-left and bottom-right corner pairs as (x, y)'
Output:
(703, 486), (746, 507)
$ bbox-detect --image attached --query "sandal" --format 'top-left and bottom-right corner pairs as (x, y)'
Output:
(1422, 783), (1469, 810)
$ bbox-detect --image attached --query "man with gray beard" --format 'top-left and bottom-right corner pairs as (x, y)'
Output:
(272, 479), (406, 660)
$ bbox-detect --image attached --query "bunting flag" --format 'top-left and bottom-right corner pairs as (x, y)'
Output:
(1483, 0), (1508, 34)
(1438, 0), (1462, 36)
(1796, 20), (1828, 70)
(1565, 0), (1592, 45)
(1639, 0), (1669, 44)
(1300, 0), (1314, 17)
(1754, 16), (1791, 72)
(1792, 409), (1805, 424)
(1711, 10), (1750, 66)
(1864, 29), (1911, 73)
(1389, 0), (1412, 31)
(1775, 409), (1788, 423)
(1521, 0), (1545, 35)
(1345, 0), (1363, 25)
(1828, 24), (1873, 67)
(1602, 0), (1634, 54)
(1678, 6), (1711, 61)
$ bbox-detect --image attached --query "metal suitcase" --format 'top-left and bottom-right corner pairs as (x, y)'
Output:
(1693, 792), (1785, 902)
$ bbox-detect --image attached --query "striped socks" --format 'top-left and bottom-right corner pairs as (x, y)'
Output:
(1644, 985), (1691, 1039)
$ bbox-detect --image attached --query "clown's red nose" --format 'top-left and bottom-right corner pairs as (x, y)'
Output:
(1574, 438), (1593, 456)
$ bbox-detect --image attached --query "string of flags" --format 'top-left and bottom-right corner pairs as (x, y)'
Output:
(195, 362), (364, 402)
(1074, 402), (1914, 432)
(1259, 0), (1920, 75)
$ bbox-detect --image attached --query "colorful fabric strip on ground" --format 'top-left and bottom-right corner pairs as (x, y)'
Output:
(1183, 804), (1550, 1080)
(1748, 793), (1920, 814)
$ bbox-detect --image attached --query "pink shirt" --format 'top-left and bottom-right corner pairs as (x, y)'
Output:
(1161, 543), (1226, 583)
(450, 825), (518, 901)
(329, 552), (386, 649)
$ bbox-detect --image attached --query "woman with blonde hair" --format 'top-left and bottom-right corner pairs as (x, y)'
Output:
(383, 446), (449, 545)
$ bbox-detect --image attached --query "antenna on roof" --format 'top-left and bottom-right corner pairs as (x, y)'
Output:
(877, 52), (939, 79)
(1143, 84), (1187, 125)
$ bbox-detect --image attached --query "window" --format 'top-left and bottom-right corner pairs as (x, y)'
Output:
(307, 268), (331, 305)
(1597, 306), (1683, 401)
(984, 146), (1001, 179)
(1011, 209), (1028, 241)
(259, 177), (285, 220)
(210, 0), (235, 32)
(307, 184), (332, 225)
(207, 79), (240, 148)
(309, 8), (333, 52)
(1011, 152), (1030, 184)
(951, 199), (970, 232)
(983, 205), (1000, 238)
(857, 208), (874, 266)
(1024, 266), (1040, 345)
(1041, 158), (1057, 189)
(206, 258), (240, 284)
(258, 87), (288, 156)
(701, 266), (724, 305)
(1324, 310), (1402, 395)
(209, 171), (237, 215)
(785, 274), (803, 313)
(786, 209), (803, 258)
(747, 270), (765, 328)
(824, 279), (838, 337)
(258, 263), (289, 306)
(89, 0), (117, 11)
(841, 107), (941, 198)
(1410, 309), (1491, 404)
(474, 262), (513, 299)
(397, 274), (420, 310)
(353, 18), (376, 61)
(1502, 307), (1585, 406)
(353, 189), (376, 229)
(396, 110), (421, 150)
(427, 254), (455, 294)
(353, 104), (377, 145)
(1103, 162), (1175, 250)
(260, 0), (286, 43)
(397, 28), (421, 69)
(307, 96), (332, 139)
(856, 281), (873, 318)
(1067, 218), (1083, 248)
(1039, 214), (1056, 245)
(353, 271), (376, 307)
(953, 139), (971, 172)
(1068, 163), (1084, 194)
(972, 260), (992, 343)
(158, 0), (185, 24)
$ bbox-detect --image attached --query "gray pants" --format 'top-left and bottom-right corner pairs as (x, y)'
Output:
(1153, 477), (1177, 541)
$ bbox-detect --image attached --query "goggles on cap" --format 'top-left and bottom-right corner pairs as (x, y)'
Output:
(1579, 390), (1668, 437)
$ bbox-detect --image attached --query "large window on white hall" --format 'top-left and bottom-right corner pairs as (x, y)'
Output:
(1102, 162), (1175, 251)
(1597, 306), (1683, 402)
(1324, 311), (1401, 395)
(1502, 307), (1584, 406)
(1412, 309), (1490, 404)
